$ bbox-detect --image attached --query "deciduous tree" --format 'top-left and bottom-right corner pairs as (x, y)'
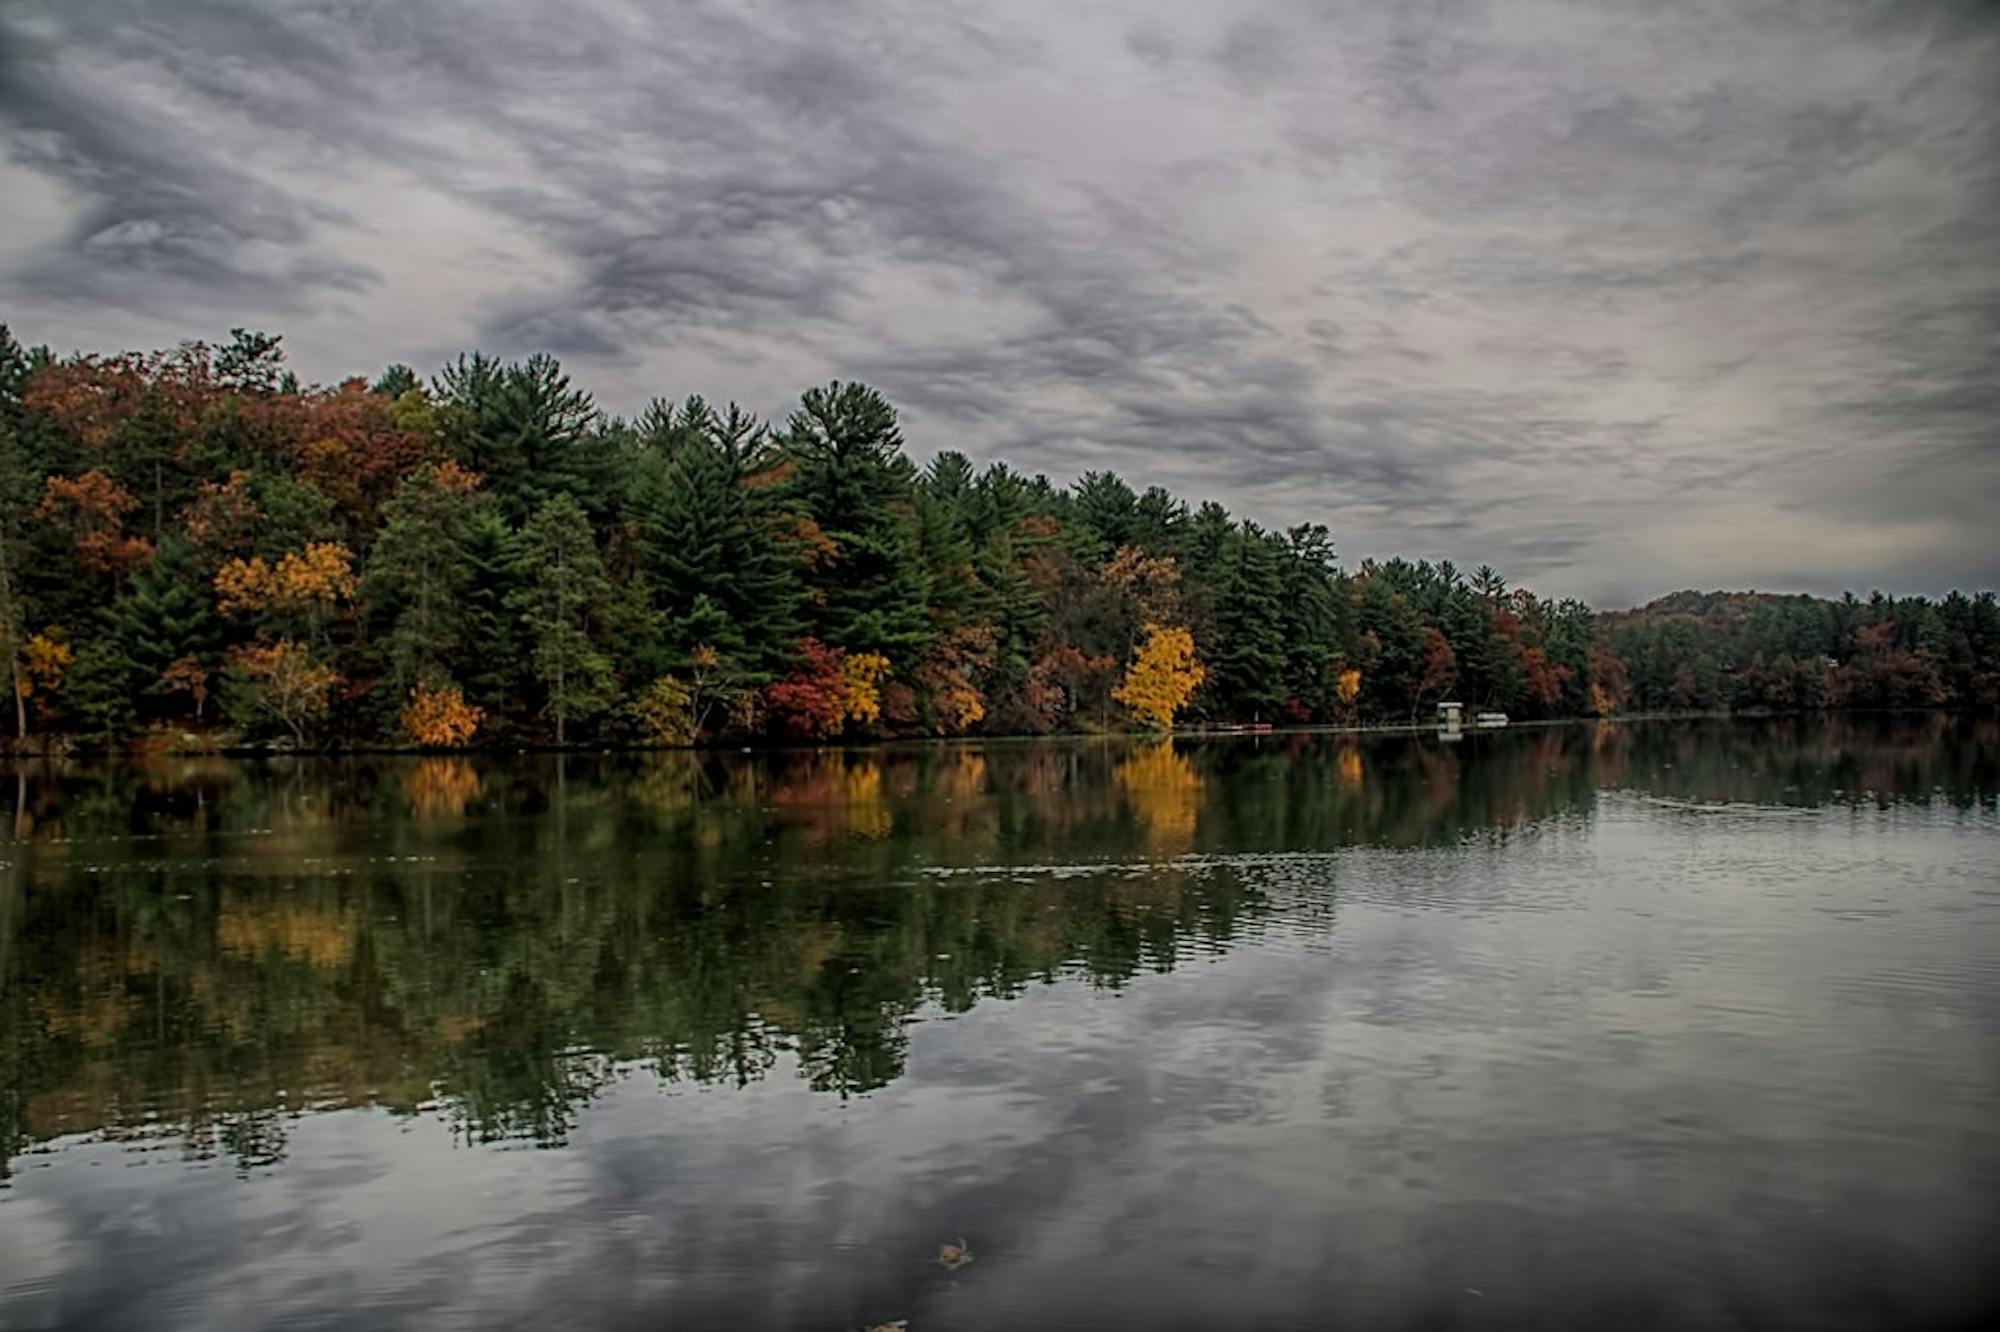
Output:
(1114, 623), (1205, 731)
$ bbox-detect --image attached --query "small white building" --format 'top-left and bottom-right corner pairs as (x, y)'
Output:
(1436, 701), (1464, 728)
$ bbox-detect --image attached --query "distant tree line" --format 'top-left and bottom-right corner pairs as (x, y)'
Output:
(0, 327), (1993, 749)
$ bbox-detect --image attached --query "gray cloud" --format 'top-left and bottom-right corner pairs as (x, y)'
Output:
(1, 0), (1995, 604)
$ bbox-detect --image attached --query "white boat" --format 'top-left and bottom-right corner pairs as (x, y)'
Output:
(1475, 712), (1509, 727)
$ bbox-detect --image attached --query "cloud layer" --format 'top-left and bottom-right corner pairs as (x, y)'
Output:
(3, 0), (1995, 604)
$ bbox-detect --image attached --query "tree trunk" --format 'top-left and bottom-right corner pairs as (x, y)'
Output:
(554, 653), (566, 747)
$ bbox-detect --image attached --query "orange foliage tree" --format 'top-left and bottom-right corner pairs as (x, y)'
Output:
(400, 682), (483, 747)
(36, 471), (155, 576)
(184, 471), (260, 555)
(161, 654), (211, 720)
(1334, 666), (1363, 719)
(1411, 627), (1457, 719)
(914, 625), (996, 735)
(25, 346), (214, 448)
(215, 542), (357, 643)
(1099, 546), (1183, 629)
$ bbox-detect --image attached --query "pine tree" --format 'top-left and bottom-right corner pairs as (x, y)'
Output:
(782, 382), (932, 661)
(1071, 470), (1140, 558)
(630, 397), (801, 675)
(362, 463), (486, 695)
(0, 388), (35, 740)
(512, 494), (613, 745)
(459, 508), (524, 722)
(1277, 523), (1343, 716)
(108, 536), (220, 717)
(915, 458), (979, 625)
(1208, 524), (1289, 720)
(434, 353), (601, 523)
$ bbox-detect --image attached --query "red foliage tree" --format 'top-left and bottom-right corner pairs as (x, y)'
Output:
(242, 379), (430, 529)
(23, 345), (215, 449)
(763, 638), (850, 738)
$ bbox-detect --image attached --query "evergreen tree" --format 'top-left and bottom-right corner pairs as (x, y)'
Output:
(915, 458), (979, 625)
(782, 382), (931, 661)
(1277, 523), (1343, 716)
(362, 464), (485, 695)
(107, 536), (220, 718)
(1207, 523), (1289, 720)
(630, 397), (801, 674)
(435, 353), (601, 523)
(458, 508), (525, 722)
(61, 632), (139, 743)
(1070, 470), (1140, 558)
(0, 346), (35, 740)
(372, 363), (420, 398)
(512, 495), (613, 745)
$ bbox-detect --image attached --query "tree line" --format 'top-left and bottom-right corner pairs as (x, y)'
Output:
(0, 327), (1993, 749)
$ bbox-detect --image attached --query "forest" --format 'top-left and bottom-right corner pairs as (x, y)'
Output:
(0, 326), (1994, 750)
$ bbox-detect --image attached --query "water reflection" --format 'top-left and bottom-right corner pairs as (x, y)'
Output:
(1, 716), (1993, 1180)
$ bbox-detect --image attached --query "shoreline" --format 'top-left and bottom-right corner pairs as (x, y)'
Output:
(0, 706), (1980, 763)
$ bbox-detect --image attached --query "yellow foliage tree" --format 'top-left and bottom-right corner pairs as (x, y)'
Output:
(1113, 623), (1205, 730)
(631, 674), (697, 746)
(18, 627), (74, 731)
(839, 651), (892, 727)
(20, 628), (73, 698)
(400, 682), (483, 747)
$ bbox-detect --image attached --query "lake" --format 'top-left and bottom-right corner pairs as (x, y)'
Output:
(1, 717), (1996, 1330)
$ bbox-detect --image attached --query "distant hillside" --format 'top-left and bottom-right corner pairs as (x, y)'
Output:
(1596, 588), (1998, 713)
(1607, 589), (1828, 620)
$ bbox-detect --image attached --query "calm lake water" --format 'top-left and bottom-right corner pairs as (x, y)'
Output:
(1, 717), (1996, 1331)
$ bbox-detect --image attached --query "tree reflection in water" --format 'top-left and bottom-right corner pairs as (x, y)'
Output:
(1, 716), (1992, 1176)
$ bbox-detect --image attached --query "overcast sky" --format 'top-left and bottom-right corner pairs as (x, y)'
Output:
(2, 0), (1995, 606)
